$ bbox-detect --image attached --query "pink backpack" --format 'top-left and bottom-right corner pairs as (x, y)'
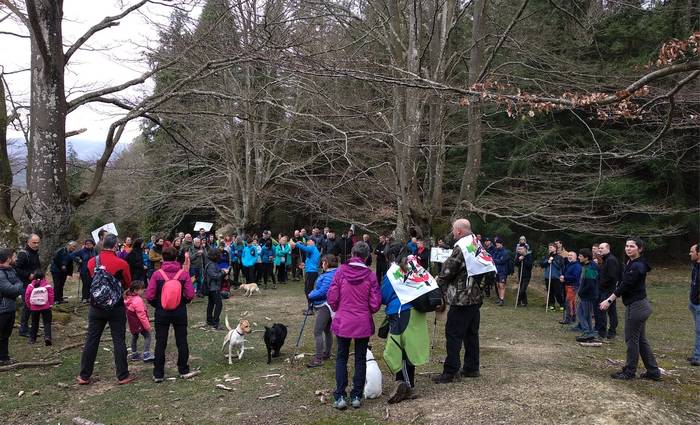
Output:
(158, 269), (185, 310)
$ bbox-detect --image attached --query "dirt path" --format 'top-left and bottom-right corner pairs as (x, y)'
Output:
(1, 273), (698, 424)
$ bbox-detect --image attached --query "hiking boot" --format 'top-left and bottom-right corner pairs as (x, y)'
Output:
(142, 352), (154, 363)
(76, 376), (96, 385)
(44, 339), (52, 346)
(559, 319), (572, 325)
(306, 357), (324, 368)
(388, 381), (411, 404)
(610, 371), (635, 380)
(153, 376), (164, 383)
(180, 370), (199, 379)
(350, 396), (362, 409)
(332, 396), (347, 410)
(607, 332), (616, 339)
(118, 374), (137, 385)
(460, 370), (480, 378)
(576, 335), (595, 343)
(558, 306), (565, 312)
(690, 360), (700, 366)
(321, 353), (331, 361)
(130, 352), (142, 362)
(639, 371), (662, 381)
(548, 306), (555, 311)
(431, 373), (457, 384)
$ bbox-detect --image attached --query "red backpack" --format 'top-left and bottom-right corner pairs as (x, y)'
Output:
(158, 269), (185, 310)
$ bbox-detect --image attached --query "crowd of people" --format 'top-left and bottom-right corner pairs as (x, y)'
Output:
(0, 223), (698, 409)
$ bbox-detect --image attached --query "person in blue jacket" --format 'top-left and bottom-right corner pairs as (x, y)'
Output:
(306, 255), (339, 368)
(229, 237), (244, 287)
(559, 251), (582, 324)
(70, 239), (97, 303)
(241, 238), (260, 284)
(292, 239), (321, 312)
(260, 239), (277, 289)
(491, 238), (511, 306)
(540, 243), (566, 311)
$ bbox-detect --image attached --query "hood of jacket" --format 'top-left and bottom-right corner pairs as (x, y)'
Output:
(341, 257), (373, 285)
(160, 261), (183, 274)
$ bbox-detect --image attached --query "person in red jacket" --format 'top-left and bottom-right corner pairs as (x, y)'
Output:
(77, 234), (136, 386)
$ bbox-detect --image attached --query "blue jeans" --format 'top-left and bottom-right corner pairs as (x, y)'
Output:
(576, 299), (596, 337)
(690, 303), (700, 361)
(334, 336), (369, 400)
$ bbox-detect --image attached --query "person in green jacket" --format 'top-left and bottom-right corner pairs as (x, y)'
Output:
(275, 236), (292, 284)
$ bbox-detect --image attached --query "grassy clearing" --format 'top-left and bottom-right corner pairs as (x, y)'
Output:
(1, 265), (698, 424)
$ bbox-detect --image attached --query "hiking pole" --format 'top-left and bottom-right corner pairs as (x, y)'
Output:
(292, 304), (313, 364)
(545, 262), (553, 312)
(515, 260), (524, 309)
(430, 314), (438, 351)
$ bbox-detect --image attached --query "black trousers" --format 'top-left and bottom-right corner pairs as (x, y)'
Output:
(206, 290), (222, 326)
(52, 272), (68, 302)
(242, 266), (255, 283)
(546, 278), (564, 307)
(18, 289), (30, 334)
(79, 304), (129, 380)
(375, 262), (388, 285)
(0, 311), (15, 361)
(277, 264), (288, 283)
(29, 309), (52, 341)
(153, 310), (190, 379)
(595, 290), (619, 337)
(262, 263), (276, 287)
(304, 272), (318, 301)
(292, 255), (301, 279)
(80, 272), (91, 301)
(230, 263), (241, 286)
(443, 304), (480, 375)
(517, 277), (531, 305)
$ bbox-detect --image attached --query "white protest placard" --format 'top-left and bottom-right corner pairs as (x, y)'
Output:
(193, 221), (214, 232)
(386, 263), (438, 305)
(91, 223), (118, 243)
(430, 247), (453, 263)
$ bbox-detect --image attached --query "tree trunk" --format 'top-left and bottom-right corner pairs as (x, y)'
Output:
(457, 0), (487, 215)
(23, 0), (71, 266)
(0, 75), (18, 248)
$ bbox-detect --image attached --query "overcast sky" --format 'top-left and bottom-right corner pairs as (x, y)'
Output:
(2, 1), (198, 157)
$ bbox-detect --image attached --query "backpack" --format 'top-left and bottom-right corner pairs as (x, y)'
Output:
(29, 283), (49, 306)
(505, 250), (515, 276)
(90, 255), (124, 310)
(158, 269), (185, 311)
(411, 287), (443, 313)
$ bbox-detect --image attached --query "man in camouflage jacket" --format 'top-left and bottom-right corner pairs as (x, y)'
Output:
(433, 218), (486, 383)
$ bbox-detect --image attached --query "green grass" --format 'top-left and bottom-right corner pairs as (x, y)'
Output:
(1, 266), (699, 424)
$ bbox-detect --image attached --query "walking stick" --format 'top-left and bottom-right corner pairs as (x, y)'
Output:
(515, 260), (524, 309)
(291, 304), (313, 363)
(545, 262), (553, 312)
(430, 314), (438, 350)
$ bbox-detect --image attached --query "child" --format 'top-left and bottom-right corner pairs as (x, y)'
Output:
(25, 271), (54, 345)
(124, 281), (153, 362)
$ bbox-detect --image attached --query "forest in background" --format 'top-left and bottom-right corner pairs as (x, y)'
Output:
(2, 0), (699, 263)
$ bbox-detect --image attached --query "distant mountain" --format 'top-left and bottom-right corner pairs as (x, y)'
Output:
(8, 138), (128, 187)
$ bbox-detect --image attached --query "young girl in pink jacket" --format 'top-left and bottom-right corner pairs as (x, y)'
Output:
(124, 281), (153, 362)
(25, 272), (54, 345)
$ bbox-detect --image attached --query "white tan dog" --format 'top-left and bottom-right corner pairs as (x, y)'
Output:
(222, 316), (252, 364)
(239, 283), (260, 297)
(364, 347), (382, 399)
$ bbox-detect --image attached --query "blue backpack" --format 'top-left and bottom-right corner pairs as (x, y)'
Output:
(89, 255), (123, 310)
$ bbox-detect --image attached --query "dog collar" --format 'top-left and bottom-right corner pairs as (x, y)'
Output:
(236, 329), (245, 336)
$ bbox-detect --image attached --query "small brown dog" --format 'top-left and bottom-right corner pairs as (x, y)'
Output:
(223, 316), (251, 364)
(239, 283), (260, 297)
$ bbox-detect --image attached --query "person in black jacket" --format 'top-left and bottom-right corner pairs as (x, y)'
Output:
(204, 250), (224, 329)
(514, 245), (533, 307)
(595, 243), (620, 339)
(374, 235), (388, 284)
(15, 234), (42, 337)
(0, 248), (24, 365)
(126, 238), (146, 283)
(689, 244), (700, 366)
(50, 241), (78, 304)
(600, 237), (661, 381)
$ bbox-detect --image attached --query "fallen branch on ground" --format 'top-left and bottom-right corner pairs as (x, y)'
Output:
(0, 360), (61, 372)
(258, 393), (280, 400)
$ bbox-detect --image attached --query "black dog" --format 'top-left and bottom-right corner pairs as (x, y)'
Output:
(264, 323), (288, 364)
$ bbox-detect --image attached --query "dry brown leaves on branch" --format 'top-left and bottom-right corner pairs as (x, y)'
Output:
(656, 32), (700, 67)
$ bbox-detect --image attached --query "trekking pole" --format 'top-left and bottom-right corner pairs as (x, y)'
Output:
(430, 314), (438, 351)
(545, 263), (553, 312)
(515, 261), (523, 309)
(292, 304), (313, 363)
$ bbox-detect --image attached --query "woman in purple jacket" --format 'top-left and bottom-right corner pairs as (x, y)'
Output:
(327, 242), (382, 410)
